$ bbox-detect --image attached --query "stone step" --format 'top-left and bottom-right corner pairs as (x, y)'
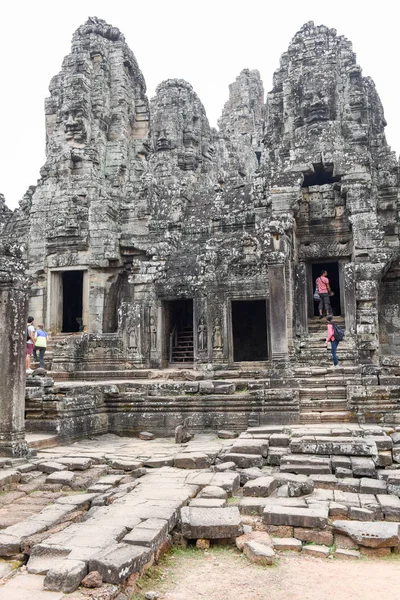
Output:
(280, 454), (332, 475)
(289, 436), (376, 456)
(50, 369), (159, 381)
(300, 411), (356, 424)
(300, 400), (348, 412)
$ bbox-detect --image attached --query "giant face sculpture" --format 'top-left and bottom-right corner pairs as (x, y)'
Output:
(63, 107), (89, 143)
(293, 71), (336, 130)
(150, 80), (214, 173)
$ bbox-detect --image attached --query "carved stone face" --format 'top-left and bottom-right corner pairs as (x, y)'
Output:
(150, 80), (214, 173)
(294, 72), (336, 129)
(154, 125), (178, 152)
(64, 108), (88, 143)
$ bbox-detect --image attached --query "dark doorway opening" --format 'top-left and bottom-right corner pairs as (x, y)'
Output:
(164, 299), (194, 363)
(62, 271), (83, 332)
(312, 262), (341, 316)
(232, 300), (268, 361)
(302, 163), (341, 187)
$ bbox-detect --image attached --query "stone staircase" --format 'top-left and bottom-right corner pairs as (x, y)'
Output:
(170, 327), (194, 364)
(298, 316), (356, 365)
(295, 317), (357, 424)
(31, 332), (81, 371)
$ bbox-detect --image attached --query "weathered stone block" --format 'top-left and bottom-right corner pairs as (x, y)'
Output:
(263, 506), (328, 529)
(332, 520), (400, 548)
(360, 478), (387, 495)
(293, 527), (333, 546)
(174, 453), (211, 469)
(272, 537), (302, 552)
(235, 531), (272, 550)
(269, 434), (290, 447)
(46, 471), (76, 485)
(243, 541), (276, 565)
(224, 454), (263, 469)
(197, 486), (227, 500)
(334, 549), (360, 559)
(181, 507), (242, 539)
(302, 544), (330, 558)
(230, 439), (268, 457)
(89, 543), (153, 584)
(350, 457), (376, 478)
(242, 477), (279, 497)
(44, 559), (87, 593)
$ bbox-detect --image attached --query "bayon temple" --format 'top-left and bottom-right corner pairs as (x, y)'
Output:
(1, 17), (400, 449)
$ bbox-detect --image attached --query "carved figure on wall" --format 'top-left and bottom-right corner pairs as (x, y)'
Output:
(213, 316), (223, 350)
(128, 326), (138, 351)
(198, 315), (207, 351)
(150, 316), (157, 351)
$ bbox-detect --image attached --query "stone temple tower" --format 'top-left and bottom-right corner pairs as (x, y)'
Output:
(263, 22), (398, 364)
(20, 18), (399, 383)
(27, 17), (149, 335)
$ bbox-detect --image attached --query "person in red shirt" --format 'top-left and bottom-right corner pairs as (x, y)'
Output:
(316, 270), (333, 319)
(326, 315), (339, 367)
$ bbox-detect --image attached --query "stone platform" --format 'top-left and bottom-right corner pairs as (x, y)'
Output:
(0, 425), (399, 595)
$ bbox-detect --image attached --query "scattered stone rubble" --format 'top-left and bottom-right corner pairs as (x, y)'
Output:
(0, 426), (399, 595)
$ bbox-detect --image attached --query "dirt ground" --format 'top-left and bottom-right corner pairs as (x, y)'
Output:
(134, 547), (400, 600)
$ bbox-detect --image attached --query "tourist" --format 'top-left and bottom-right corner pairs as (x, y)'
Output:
(33, 324), (49, 369)
(316, 269), (333, 319)
(326, 315), (339, 367)
(26, 316), (35, 374)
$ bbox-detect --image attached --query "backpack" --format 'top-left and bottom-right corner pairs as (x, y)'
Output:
(333, 323), (344, 342)
(313, 281), (320, 301)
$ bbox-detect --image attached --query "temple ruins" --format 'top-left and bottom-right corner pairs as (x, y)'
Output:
(1, 17), (400, 597)
(2, 17), (396, 438)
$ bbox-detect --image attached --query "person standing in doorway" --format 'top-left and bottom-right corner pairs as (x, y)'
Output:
(316, 269), (334, 319)
(33, 324), (49, 369)
(26, 316), (35, 374)
(326, 315), (339, 367)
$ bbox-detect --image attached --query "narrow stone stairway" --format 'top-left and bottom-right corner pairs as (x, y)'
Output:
(31, 333), (80, 371)
(171, 327), (194, 363)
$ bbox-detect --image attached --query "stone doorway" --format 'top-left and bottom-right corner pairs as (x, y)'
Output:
(48, 269), (88, 333)
(163, 299), (194, 364)
(232, 300), (268, 361)
(62, 271), (84, 332)
(311, 262), (341, 316)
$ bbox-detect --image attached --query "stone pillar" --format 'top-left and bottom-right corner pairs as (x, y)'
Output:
(268, 263), (289, 360)
(343, 262), (356, 335)
(0, 244), (30, 457)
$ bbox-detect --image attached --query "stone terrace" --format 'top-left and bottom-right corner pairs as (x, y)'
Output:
(0, 425), (399, 596)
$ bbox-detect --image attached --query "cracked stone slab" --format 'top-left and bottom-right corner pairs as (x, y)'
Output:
(89, 543), (152, 584)
(44, 558), (87, 593)
(37, 462), (68, 474)
(242, 476), (280, 497)
(223, 453), (263, 469)
(332, 520), (400, 548)
(45, 471), (76, 485)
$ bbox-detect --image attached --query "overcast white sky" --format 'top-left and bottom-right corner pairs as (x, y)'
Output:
(1, 0), (399, 209)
